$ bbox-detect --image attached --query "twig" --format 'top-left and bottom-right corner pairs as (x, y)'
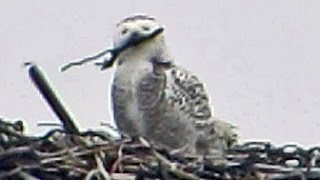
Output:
(37, 122), (62, 127)
(0, 125), (31, 142)
(85, 169), (100, 180)
(95, 153), (111, 180)
(154, 150), (202, 180)
(0, 167), (22, 179)
(111, 143), (124, 173)
(60, 48), (111, 72)
(111, 173), (136, 180)
(136, 135), (203, 180)
(100, 122), (120, 134)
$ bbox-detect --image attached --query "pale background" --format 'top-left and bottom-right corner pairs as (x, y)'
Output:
(1, 1), (319, 146)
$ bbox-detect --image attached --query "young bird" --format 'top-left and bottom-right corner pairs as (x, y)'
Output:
(103, 14), (238, 154)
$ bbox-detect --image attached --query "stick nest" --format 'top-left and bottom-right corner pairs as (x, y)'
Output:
(0, 118), (320, 180)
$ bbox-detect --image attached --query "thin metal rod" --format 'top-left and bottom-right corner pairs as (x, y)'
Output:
(27, 63), (80, 135)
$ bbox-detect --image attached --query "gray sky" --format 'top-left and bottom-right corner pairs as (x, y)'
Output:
(1, 1), (319, 145)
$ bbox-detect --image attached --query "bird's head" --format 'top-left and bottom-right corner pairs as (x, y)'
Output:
(100, 14), (167, 69)
(114, 14), (164, 49)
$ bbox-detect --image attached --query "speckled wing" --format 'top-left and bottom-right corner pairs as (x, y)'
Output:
(137, 63), (212, 121)
(136, 62), (213, 151)
(165, 65), (212, 121)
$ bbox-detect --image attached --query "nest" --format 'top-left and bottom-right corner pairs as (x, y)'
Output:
(1, 63), (318, 179)
(1, 118), (320, 180)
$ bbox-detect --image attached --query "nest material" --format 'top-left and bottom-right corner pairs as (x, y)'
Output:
(2, 64), (316, 179)
(0, 118), (320, 180)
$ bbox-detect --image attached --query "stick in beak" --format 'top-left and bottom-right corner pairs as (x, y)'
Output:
(60, 27), (164, 72)
(100, 26), (164, 70)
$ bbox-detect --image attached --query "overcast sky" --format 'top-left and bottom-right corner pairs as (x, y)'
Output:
(1, 1), (319, 146)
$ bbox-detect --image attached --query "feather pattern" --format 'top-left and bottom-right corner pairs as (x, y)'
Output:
(133, 60), (213, 152)
(165, 65), (212, 120)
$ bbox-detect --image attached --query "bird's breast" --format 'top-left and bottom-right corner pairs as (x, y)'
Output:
(112, 60), (154, 134)
(113, 61), (154, 102)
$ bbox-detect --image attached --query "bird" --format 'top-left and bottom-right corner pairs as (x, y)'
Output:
(102, 14), (238, 155)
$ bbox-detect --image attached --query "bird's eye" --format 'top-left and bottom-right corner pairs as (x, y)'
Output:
(121, 28), (128, 35)
(142, 26), (150, 31)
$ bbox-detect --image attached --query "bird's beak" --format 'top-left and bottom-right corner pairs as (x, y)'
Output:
(100, 26), (164, 70)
